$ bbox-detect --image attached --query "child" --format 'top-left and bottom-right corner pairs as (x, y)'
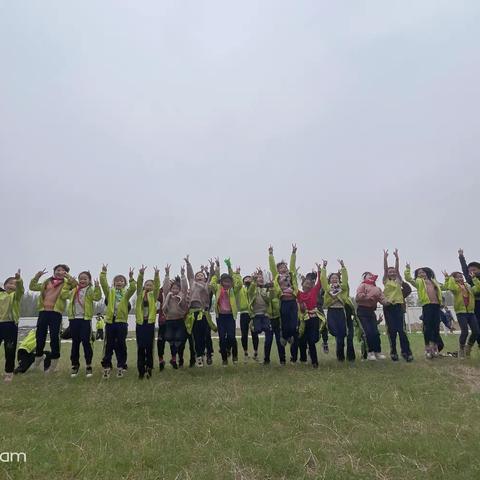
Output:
(157, 287), (167, 370)
(100, 264), (136, 378)
(14, 329), (52, 374)
(246, 269), (276, 364)
(185, 255), (213, 367)
(237, 272), (259, 362)
(29, 264), (76, 373)
(67, 271), (102, 377)
(0, 270), (24, 382)
(95, 314), (105, 340)
(162, 264), (188, 369)
(442, 270), (480, 358)
(355, 271), (389, 361)
(458, 249), (480, 347)
(405, 264), (443, 359)
(321, 260), (351, 361)
(210, 258), (242, 366)
(269, 244), (299, 346)
(135, 266), (160, 379)
(382, 250), (413, 362)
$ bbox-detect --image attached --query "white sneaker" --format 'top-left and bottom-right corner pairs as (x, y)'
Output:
(375, 353), (386, 360)
(367, 352), (377, 361)
(102, 368), (111, 379)
(4, 373), (13, 383)
(116, 368), (124, 378)
(196, 356), (204, 367)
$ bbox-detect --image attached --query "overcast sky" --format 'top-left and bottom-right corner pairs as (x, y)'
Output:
(1, 0), (479, 286)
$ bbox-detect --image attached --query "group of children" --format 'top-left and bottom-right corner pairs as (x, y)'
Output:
(1, 247), (479, 381)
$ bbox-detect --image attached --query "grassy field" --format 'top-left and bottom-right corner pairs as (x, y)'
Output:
(1, 333), (480, 480)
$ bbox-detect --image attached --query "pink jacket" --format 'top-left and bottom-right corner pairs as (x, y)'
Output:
(355, 283), (387, 309)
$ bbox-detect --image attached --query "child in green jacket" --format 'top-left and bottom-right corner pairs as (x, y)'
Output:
(29, 264), (76, 373)
(100, 265), (136, 378)
(14, 329), (52, 374)
(442, 270), (480, 358)
(67, 271), (102, 378)
(0, 269), (24, 382)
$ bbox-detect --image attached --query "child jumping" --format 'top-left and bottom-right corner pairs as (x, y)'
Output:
(237, 272), (259, 362)
(66, 271), (102, 377)
(382, 249), (413, 362)
(100, 265), (136, 378)
(0, 270), (24, 382)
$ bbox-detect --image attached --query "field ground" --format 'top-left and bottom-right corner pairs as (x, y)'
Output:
(1, 333), (480, 480)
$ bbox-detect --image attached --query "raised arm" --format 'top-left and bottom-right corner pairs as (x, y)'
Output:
(289, 244), (297, 274)
(136, 268), (145, 297)
(404, 265), (417, 289)
(383, 250), (389, 282)
(153, 267), (161, 300)
(268, 246), (278, 277)
(125, 268), (136, 300)
(162, 265), (171, 299)
(458, 249), (472, 285)
(14, 271), (24, 301)
(185, 255), (194, 285)
(29, 268), (47, 292)
(92, 279), (102, 302)
(180, 267), (188, 296)
(100, 265), (110, 298)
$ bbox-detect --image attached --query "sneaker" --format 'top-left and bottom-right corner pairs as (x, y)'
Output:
(425, 350), (433, 360)
(465, 344), (473, 358)
(232, 356), (238, 365)
(280, 337), (287, 347)
(4, 373), (13, 383)
(103, 368), (111, 379)
(159, 360), (165, 371)
(170, 359), (178, 370)
(459, 346), (466, 359)
(70, 366), (79, 377)
(280, 360), (286, 366)
(406, 355), (414, 363)
(253, 351), (258, 362)
(117, 368), (124, 378)
(375, 353), (386, 360)
(243, 352), (249, 363)
(196, 356), (204, 368)
(206, 355), (213, 366)
(222, 359), (228, 366)
(312, 362), (319, 369)
(391, 353), (399, 362)
(323, 343), (329, 354)
(86, 367), (93, 378)
(367, 352), (377, 361)
(179, 357), (185, 368)
(262, 359), (271, 365)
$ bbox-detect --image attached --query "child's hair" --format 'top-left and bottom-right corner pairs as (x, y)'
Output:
(78, 271), (92, 282)
(172, 276), (181, 288)
(53, 264), (70, 273)
(220, 273), (233, 283)
(3, 277), (15, 287)
(305, 272), (317, 282)
(242, 275), (252, 283)
(468, 261), (480, 270)
(451, 271), (464, 279)
(276, 261), (287, 269)
(414, 267), (435, 280)
(328, 272), (341, 283)
(113, 274), (127, 285)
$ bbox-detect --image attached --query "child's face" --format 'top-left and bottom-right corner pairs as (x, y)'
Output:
(114, 276), (126, 289)
(144, 280), (154, 292)
(302, 278), (313, 291)
(221, 278), (233, 290)
(243, 276), (252, 287)
(329, 274), (339, 285)
(453, 273), (464, 283)
(469, 265), (480, 277)
(78, 273), (91, 287)
(256, 273), (264, 286)
(54, 267), (68, 279)
(195, 272), (206, 283)
(387, 267), (397, 280)
(278, 263), (288, 274)
(417, 269), (427, 279)
(4, 278), (16, 293)
(170, 284), (181, 295)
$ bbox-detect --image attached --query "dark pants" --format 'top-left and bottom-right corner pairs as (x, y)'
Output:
(157, 323), (166, 358)
(270, 317), (286, 363)
(240, 312), (259, 353)
(280, 299), (298, 341)
(457, 312), (479, 347)
(136, 322), (154, 375)
(15, 349), (52, 373)
(70, 319), (93, 367)
(252, 315), (274, 362)
(321, 325), (329, 345)
(192, 312), (209, 358)
(0, 322), (18, 373)
(205, 328), (214, 356)
(383, 304), (411, 356)
(327, 308), (347, 361)
(102, 322), (128, 369)
(304, 317), (320, 365)
(96, 329), (104, 340)
(165, 319), (187, 356)
(422, 304), (441, 346)
(344, 304), (357, 361)
(179, 334), (195, 365)
(357, 306), (381, 353)
(36, 310), (62, 360)
(217, 313), (236, 361)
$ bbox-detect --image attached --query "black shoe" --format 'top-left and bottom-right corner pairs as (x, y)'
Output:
(391, 353), (399, 362)
(170, 359), (178, 370)
(263, 359), (270, 365)
(222, 359), (228, 366)
(86, 366), (93, 378)
(206, 355), (213, 366)
(312, 362), (319, 368)
(405, 354), (414, 362)
(70, 366), (79, 378)
(159, 361), (165, 371)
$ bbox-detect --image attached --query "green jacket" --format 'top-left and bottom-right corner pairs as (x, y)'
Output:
(0, 278), (24, 323)
(29, 276), (74, 313)
(96, 318), (105, 330)
(236, 284), (250, 314)
(269, 252), (298, 297)
(320, 267), (350, 309)
(67, 284), (102, 320)
(404, 268), (443, 306)
(444, 277), (480, 314)
(135, 271), (161, 324)
(210, 274), (242, 318)
(18, 328), (36, 353)
(100, 271), (136, 323)
(247, 280), (277, 318)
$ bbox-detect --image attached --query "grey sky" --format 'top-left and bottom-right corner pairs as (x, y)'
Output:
(1, 0), (479, 286)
